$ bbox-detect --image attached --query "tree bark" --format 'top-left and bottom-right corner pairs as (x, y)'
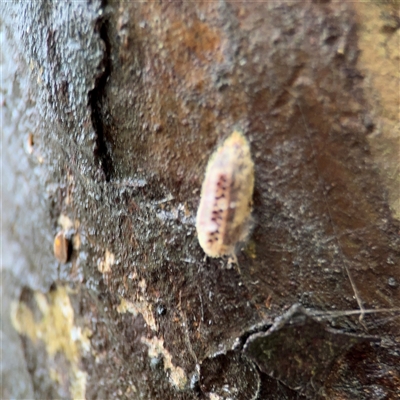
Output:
(2, 1), (399, 399)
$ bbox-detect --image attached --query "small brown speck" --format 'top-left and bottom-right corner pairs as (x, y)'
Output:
(53, 231), (71, 264)
(27, 133), (34, 154)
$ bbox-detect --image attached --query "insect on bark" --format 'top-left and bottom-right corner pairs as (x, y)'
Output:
(196, 130), (255, 259)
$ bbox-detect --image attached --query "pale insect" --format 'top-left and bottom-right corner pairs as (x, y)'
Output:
(196, 130), (255, 259)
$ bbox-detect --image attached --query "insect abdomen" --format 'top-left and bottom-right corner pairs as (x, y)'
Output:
(196, 131), (254, 258)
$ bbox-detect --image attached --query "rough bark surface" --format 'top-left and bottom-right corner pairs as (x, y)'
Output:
(1, 1), (399, 399)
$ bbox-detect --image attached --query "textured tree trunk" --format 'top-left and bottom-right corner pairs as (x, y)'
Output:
(2, 1), (399, 399)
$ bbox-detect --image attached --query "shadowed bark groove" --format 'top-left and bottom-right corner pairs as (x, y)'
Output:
(89, 2), (114, 181)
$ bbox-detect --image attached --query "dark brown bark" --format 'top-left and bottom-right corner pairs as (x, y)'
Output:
(2, 1), (399, 399)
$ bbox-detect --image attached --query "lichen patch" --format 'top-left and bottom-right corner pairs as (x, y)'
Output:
(10, 286), (90, 399)
(142, 336), (188, 390)
(117, 297), (157, 332)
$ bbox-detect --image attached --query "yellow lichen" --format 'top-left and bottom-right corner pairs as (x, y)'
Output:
(354, 2), (400, 218)
(97, 249), (115, 274)
(10, 286), (90, 399)
(58, 214), (74, 231)
(142, 336), (188, 390)
(117, 296), (187, 390)
(117, 297), (157, 332)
